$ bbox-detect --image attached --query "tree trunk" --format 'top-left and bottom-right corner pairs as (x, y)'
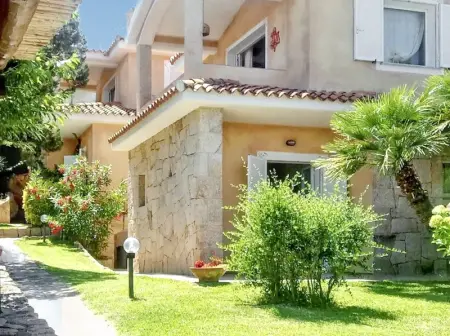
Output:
(395, 162), (433, 227)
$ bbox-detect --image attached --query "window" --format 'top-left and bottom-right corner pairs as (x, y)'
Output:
(267, 161), (312, 193)
(354, 0), (445, 73)
(138, 175), (146, 207)
(227, 20), (267, 69)
(236, 37), (266, 68)
(108, 87), (116, 102)
(103, 76), (117, 103)
(384, 8), (426, 66)
(247, 152), (348, 196)
(383, 0), (437, 68)
(443, 163), (450, 194)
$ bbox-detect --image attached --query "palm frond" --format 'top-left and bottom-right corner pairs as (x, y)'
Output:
(316, 86), (448, 179)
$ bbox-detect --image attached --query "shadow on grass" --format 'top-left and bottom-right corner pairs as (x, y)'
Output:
(40, 264), (118, 286)
(364, 281), (450, 304)
(261, 304), (397, 325)
(196, 282), (233, 288)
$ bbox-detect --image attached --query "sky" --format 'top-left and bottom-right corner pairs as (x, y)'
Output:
(79, 0), (137, 50)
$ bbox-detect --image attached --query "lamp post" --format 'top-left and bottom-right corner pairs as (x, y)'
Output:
(123, 237), (140, 299)
(40, 215), (48, 242)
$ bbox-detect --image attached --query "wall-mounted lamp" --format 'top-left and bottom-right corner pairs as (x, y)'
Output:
(203, 23), (210, 37)
(286, 139), (296, 147)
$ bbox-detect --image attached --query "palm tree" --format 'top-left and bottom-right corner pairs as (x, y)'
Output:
(316, 86), (448, 226)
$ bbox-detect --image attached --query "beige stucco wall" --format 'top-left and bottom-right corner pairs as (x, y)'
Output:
(205, 0), (286, 70)
(89, 124), (129, 189)
(45, 138), (77, 170)
(222, 122), (373, 236)
(307, 0), (431, 92)
(201, 0), (441, 92)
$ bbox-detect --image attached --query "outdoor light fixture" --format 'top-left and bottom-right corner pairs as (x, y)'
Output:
(203, 23), (210, 37)
(286, 139), (296, 147)
(124, 237), (140, 299)
(40, 214), (48, 242)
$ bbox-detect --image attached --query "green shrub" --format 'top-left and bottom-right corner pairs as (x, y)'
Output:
(23, 171), (58, 227)
(430, 205), (450, 256)
(224, 177), (380, 307)
(49, 157), (126, 257)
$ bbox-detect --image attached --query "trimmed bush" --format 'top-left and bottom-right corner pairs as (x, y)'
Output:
(224, 177), (380, 307)
(23, 171), (58, 227)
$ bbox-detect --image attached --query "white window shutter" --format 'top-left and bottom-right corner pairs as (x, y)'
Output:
(440, 4), (450, 68)
(248, 155), (267, 190)
(354, 0), (384, 62)
(314, 167), (348, 197)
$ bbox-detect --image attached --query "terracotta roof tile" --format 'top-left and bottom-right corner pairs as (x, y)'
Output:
(108, 78), (377, 144)
(64, 102), (136, 117)
(169, 53), (184, 65)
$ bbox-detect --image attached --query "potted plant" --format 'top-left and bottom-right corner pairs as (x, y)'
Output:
(190, 254), (226, 282)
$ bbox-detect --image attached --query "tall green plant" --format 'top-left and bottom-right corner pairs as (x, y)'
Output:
(224, 178), (380, 307)
(316, 87), (448, 226)
(48, 157), (126, 257)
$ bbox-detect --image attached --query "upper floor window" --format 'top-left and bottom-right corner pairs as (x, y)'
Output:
(384, 1), (436, 68)
(103, 76), (117, 103)
(227, 19), (267, 69)
(354, 0), (448, 74)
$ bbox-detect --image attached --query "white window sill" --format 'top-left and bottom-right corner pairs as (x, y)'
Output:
(375, 62), (444, 75)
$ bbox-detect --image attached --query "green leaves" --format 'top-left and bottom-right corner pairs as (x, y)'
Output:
(224, 177), (380, 307)
(316, 86), (448, 179)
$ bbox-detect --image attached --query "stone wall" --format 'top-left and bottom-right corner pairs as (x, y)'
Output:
(128, 108), (223, 275)
(0, 196), (10, 223)
(373, 158), (450, 276)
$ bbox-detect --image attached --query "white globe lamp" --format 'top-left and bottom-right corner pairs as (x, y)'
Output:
(123, 237), (140, 299)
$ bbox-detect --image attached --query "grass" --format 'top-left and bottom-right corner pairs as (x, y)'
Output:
(16, 238), (450, 336)
(0, 223), (28, 229)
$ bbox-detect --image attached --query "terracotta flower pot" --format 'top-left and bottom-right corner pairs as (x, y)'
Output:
(190, 266), (226, 282)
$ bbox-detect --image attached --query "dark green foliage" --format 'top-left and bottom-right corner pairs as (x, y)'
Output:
(43, 13), (89, 88)
(224, 177), (380, 307)
(316, 86), (448, 226)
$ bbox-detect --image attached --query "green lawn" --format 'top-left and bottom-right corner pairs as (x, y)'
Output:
(0, 223), (28, 229)
(16, 238), (450, 336)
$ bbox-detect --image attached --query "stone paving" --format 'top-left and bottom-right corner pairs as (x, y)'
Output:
(0, 265), (56, 336)
(0, 239), (116, 336)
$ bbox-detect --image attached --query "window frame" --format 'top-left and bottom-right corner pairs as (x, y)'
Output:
(138, 175), (146, 208)
(102, 75), (118, 103)
(257, 152), (327, 192)
(226, 19), (268, 69)
(382, 0), (438, 69)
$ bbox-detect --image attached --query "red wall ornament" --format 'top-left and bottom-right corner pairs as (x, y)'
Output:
(270, 27), (280, 52)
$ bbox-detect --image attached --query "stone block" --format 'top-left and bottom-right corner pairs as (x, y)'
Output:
(390, 240), (406, 265)
(405, 233), (422, 261)
(397, 261), (421, 276)
(196, 177), (222, 199)
(413, 159), (432, 184)
(393, 196), (417, 219)
(185, 136), (198, 154)
(391, 218), (418, 234)
(373, 256), (395, 275)
(3, 230), (18, 238)
(198, 133), (222, 153)
(208, 153), (222, 177)
(373, 218), (391, 237)
(422, 238), (442, 260)
(434, 259), (449, 276)
(373, 174), (394, 190)
(373, 188), (396, 211)
(193, 153), (208, 176)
